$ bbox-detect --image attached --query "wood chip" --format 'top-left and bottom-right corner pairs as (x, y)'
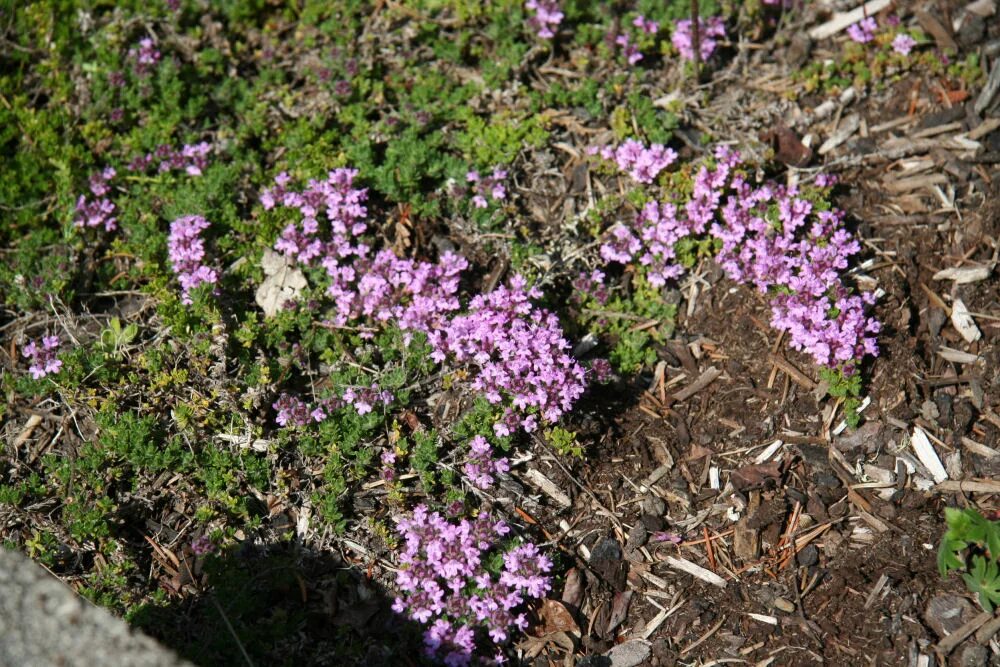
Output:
(680, 615), (726, 655)
(975, 61), (1000, 115)
(13, 414), (43, 448)
(933, 265), (992, 284)
(864, 573), (889, 609)
(746, 612), (778, 625)
(967, 117), (1000, 141)
(884, 173), (948, 193)
(951, 298), (982, 343)
(664, 555), (728, 588)
(733, 519), (761, 561)
(640, 607), (671, 640)
(962, 437), (999, 458)
(914, 9), (959, 51)
(818, 114), (860, 155)
(973, 613), (1000, 644)
(524, 469), (572, 508)
(670, 366), (722, 403)
(938, 346), (980, 364)
(753, 439), (784, 464)
(809, 0), (892, 40)
(912, 121), (964, 139)
(912, 426), (948, 484)
(935, 479), (1000, 493)
(936, 611), (993, 655)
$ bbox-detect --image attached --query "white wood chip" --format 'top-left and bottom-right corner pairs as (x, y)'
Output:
(951, 299), (982, 343)
(809, 0), (892, 39)
(933, 265), (991, 284)
(524, 468), (572, 508)
(746, 613), (778, 625)
(753, 439), (784, 464)
(664, 556), (728, 588)
(937, 346), (981, 364)
(818, 114), (860, 155)
(912, 426), (948, 484)
(709, 466), (720, 490)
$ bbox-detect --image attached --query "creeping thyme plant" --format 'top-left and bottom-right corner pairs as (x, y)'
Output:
(0, 0), (899, 664)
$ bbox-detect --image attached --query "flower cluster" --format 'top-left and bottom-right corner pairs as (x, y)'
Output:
(22, 335), (62, 379)
(74, 167), (118, 231)
(599, 143), (880, 368)
(672, 16), (726, 61)
(596, 139), (677, 184)
(601, 201), (695, 287)
(392, 506), (552, 666)
(428, 275), (587, 432)
(127, 37), (161, 77)
(74, 146), (210, 239)
(127, 142), (212, 176)
(263, 168), (369, 266)
(342, 383), (394, 415)
(262, 170), (586, 434)
(272, 383), (393, 426)
(190, 535), (217, 556)
(466, 169), (508, 209)
(571, 269), (609, 306)
(525, 0), (563, 39)
(615, 15), (660, 65)
(846, 16), (877, 44)
(463, 436), (510, 489)
(167, 215), (218, 304)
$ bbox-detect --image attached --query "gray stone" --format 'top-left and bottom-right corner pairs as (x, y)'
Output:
(958, 643), (988, 667)
(923, 594), (977, 639)
(0, 548), (192, 667)
(640, 495), (666, 517)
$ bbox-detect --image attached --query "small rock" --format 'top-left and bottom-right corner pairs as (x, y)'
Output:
(833, 420), (883, 454)
(605, 639), (652, 667)
(590, 535), (628, 592)
(958, 642), (988, 667)
(640, 513), (664, 533)
(640, 495), (666, 517)
(796, 544), (819, 568)
(625, 522), (648, 553)
(924, 594), (977, 638)
(934, 392), (953, 425)
(773, 597), (796, 614)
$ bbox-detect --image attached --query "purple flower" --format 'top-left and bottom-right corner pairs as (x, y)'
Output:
(892, 33), (917, 55)
(598, 139), (677, 184)
(672, 16), (726, 61)
(22, 335), (62, 379)
(597, 145), (879, 368)
(427, 276), (587, 432)
(190, 535), (216, 556)
(392, 506), (552, 665)
(633, 15), (659, 35)
(466, 168), (508, 208)
(462, 436), (510, 489)
(616, 34), (642, 65)
(167, 215), (218, 304)
(74, 167), (118, 231)
(525, 0), (563, 39)
(127, 37), (162, 76)
(847, 16), (877, 44)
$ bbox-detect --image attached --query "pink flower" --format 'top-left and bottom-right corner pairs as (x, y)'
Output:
(892, 33), (917, 55)
(847, 16), (877, 44)
(672, 16), (726, 61)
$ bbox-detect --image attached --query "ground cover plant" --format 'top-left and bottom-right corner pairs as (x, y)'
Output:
(3, 0), (1000, 665)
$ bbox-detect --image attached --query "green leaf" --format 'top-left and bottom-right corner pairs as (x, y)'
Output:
(938, 535), (966, 577)
(962, 555), (1000, 612)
